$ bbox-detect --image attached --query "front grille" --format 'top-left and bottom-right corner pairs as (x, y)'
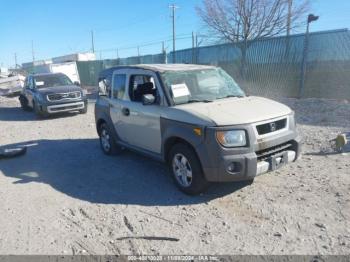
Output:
(47, 91), (81, 101)
(256, 142), (292, 161)
(256, 118), (287, 135)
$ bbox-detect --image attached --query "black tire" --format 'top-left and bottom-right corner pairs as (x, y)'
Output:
(169, 143), (209, 195)
(19, 95), (31, 111)
(33, 101), (49, 118)
(99, 123), (123, 155)
(79, 104), (88, 114)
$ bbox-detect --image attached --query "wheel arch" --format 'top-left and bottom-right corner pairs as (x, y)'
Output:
(164, 136), (199, 164)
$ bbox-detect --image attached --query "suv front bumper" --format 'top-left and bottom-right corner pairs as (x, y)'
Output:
(47, 101), (85, 113)
(38, 99), (87, 114)
(195, 118), (301, 182)
(200, 138), (300, 182)
(203, 138), (300, 182)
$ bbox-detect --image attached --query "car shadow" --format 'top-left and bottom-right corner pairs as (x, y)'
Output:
(0, 139), (251, 206)
(0, 105), (80, 121)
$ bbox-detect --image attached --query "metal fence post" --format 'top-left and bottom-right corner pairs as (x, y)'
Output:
(299, 23), (309, 98)
(299, 14), (319, 98)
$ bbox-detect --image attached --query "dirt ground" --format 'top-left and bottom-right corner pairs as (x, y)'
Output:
(0, 96), (349, 255)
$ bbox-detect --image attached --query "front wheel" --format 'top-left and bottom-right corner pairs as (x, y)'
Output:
(33, 101), (49, 118)
(169, 143), (209, 195)
(79, 103), (88, 114)
(99, 123), (123, 155)
(19, 96), (31, 111)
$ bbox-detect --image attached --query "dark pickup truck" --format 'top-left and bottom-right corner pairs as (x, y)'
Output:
(19, 73), (88, 117)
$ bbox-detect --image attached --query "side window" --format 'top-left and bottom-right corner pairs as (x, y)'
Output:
(112, 74), (126, 99)
(129, 75), (157, 102)
(98, 76), (111, 97)
(28, 77), (34, 89)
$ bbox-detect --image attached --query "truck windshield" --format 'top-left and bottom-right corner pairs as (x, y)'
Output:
(34, 74), (73, 88)
(161, 68), (245, 105)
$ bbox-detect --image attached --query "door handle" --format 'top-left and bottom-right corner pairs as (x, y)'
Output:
(122, 107), (130, 116)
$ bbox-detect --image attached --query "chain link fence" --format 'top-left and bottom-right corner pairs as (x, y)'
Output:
(168, 29), (350, 99)
(76, 53), (166, 87)
(74, 29), (350, 99)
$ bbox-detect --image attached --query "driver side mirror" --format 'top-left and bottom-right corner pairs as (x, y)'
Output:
(142, 94), (155, 105)
(74, 81), (80, 86)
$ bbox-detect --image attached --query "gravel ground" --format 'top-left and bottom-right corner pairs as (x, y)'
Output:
(0, 96), (349, 255)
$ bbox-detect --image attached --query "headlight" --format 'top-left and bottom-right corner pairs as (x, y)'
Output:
(290, 110), (296, 128)
(216, 130), (247, 147)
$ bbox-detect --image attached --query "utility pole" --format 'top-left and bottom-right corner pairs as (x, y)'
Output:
(14, 53), (18, 69)
(195, 34), (199, 64)
(162, 41), (167, 64)
(137, 46), (141, 63)
(285, 0), (293, 60)
(192, 31), (195, 63)
(299, 14), (319, 98)
(31, 40), (35, 73)
(91, 30), (95, 53)
(169, 4), (178, 63)
(31, 40), (35, 63)
(287, 0), (293, 37)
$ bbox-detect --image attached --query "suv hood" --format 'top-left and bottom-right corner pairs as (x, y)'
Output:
(175, 96), (292, 126)
(37, 85), (82, 95)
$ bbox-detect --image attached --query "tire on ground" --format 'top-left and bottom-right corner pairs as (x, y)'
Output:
(169, 143), (209, 195)
(19, 95), (31, 111)
(99, 122), (123, 155)
(79, 103), (88, 114)
(33, 101), (49, 118)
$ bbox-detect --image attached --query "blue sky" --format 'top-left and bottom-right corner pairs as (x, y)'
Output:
(1, 0), (349, 67)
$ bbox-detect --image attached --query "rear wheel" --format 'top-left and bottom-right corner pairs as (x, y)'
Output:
(169, 143), (209, 195)
(99, 123), (123, 155)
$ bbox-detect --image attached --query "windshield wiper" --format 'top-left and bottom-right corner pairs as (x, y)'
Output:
(187, 99), (213, 103)
(217, 95), (244, 99)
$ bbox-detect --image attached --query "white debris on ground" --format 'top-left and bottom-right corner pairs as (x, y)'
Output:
(0, 96), (349, 255)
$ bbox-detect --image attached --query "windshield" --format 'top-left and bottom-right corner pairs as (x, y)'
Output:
(161, 68), (245, 105)
(34, 74), (73, 88)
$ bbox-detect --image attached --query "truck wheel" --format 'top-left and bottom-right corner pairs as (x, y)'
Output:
(19, 96), (31, 111)
(33, 101), (48, 118)
(169, 143), (209, 195)
(79, 103), (88, 114)
(99, 123), (123, 155)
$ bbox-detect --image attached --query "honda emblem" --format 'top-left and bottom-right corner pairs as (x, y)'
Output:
(270, 122), (276, 132)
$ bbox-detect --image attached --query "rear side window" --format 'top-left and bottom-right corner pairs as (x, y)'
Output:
(112, 74), (126, 99)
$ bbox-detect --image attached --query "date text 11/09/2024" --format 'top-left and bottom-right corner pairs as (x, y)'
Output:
(127, 255), (219, 261)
